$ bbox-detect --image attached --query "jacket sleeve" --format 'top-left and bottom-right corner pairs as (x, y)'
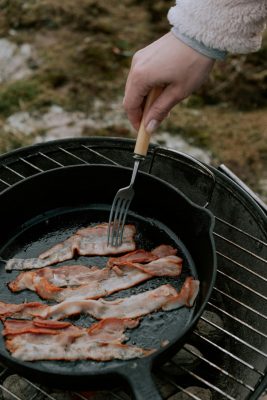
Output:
(168, 0), (267, 54)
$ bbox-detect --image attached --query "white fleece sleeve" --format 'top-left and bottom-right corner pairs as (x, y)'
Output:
(168, 0), (267, 54)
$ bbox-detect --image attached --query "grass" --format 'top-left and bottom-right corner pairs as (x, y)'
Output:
(0, 80), (40, 116)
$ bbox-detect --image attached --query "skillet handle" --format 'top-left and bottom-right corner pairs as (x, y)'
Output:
(120, 361), (162, 400)
(134, 87), (162, 158)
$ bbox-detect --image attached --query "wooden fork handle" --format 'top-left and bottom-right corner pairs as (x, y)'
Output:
(134, 87), (162, 158)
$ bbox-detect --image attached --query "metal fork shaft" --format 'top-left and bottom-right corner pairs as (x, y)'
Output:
(130, 157), (142, 185)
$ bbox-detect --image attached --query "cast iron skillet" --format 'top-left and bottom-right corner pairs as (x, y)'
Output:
(0, 165), (216, 400)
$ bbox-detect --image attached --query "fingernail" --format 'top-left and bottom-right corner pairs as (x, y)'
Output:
(146, 119), (160, 134)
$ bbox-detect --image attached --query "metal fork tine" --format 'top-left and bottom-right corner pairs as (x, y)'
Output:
(117, 199), (131, 245)
(108, 194), (126, 246)
(112, 198), (128, 246)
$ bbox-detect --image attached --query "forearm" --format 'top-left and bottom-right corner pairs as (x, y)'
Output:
(168, 0), (267, 54)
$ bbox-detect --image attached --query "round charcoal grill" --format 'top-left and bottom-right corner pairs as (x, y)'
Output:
(0, 137), (266, 400)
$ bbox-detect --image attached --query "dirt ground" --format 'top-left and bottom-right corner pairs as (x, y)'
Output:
(0, 0), (266, 198)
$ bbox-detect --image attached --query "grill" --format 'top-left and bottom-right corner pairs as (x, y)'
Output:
(0, 137), (266, 400)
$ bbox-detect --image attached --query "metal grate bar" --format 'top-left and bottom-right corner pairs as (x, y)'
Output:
(0, 384), (23, 400)
(162, 374), (204, 400)
(178, 365), (236, 400)
(58, 147), (88, 164)
(217, 251), (267, 282)
(217, 269), (267, 301)
(22, 377), (60, 400)
(0, 178), (10, 187)
(19, 157), (44, 172)
(201, 314), (267, 358)
(207, 301), (267, 339)
(214, 233), (267, 264)
(73, 393), (88, 400)
(73, 391), (127, 400)
(3, 165), (26, 179)
(0, 367), (8, 377)
(110, 392), (128, 400)
(213, 287), (267, 321)
(81, 145), (120, 165)
(181, 346), (254, 391)
(215, 216), (267, 247)
(38, 152), (64, 167)
(75, 393), (92, 400)
(193, 331), (264, 375)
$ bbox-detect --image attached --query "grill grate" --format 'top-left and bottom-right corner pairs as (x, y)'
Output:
(0, 137), (266, 400)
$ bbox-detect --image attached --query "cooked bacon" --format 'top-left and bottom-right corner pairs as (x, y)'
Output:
(39, 281), (198, 320)
(107, 249), (158, 268)
(8, 265), (109, 292)
(39, 223), (136, 259)
(163, 277), (200, 310)
(34, 265), (150, 302)
(5, 317), (152, 361)
(0, 279), (199, 321)
(107, 244), (177, 267)
(128, 255), (183, 277)
(5, 223), (136, 271)
(6, 335), (153, 361)
(3, 319), (72, 336)
(8, 256), (183, 302)
(3, 318), (139, 341)
(151, 245), (178, 258)
(0, 301), (47, 320)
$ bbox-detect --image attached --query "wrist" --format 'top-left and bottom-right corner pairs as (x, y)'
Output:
(171, 28), (227, 61)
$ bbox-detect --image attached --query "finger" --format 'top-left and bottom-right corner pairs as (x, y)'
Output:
(124, 71), (151, 131)
(124, 105), (143, 131)
(144, 85), (184, 133)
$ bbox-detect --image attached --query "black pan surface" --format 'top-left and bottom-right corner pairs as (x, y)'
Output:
(0, 165), (216, 399)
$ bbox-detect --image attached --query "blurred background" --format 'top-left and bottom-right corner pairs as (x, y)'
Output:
(0, 0), (266, 201)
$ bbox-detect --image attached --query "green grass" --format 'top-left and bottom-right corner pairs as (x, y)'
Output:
(0, 80), (40, 116)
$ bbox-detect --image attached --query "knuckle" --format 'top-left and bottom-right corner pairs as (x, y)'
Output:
(132, 65), (146, 81)
(152, 106), (169, 120)
(132, 50), (143, 62)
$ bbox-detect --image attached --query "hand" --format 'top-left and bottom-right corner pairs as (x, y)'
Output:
(123, 32), (215, 132)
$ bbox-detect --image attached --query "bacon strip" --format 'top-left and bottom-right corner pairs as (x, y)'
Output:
(3, 318), (139, 341)
(107, 244), (177, 267)
(6, 336), (153, 361)
(3, 319), (72, 336)
(4, 318), (153, 361)
(8, 255), (183, 302)
(162, 277), (200, 310)
(0, 278), (199, 321)
(8, 265), (110, 292)
(0, 301), (47, 320)
(5, 223), (136, 271)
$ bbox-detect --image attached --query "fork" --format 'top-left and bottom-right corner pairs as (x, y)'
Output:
(107, 87), (162, 247)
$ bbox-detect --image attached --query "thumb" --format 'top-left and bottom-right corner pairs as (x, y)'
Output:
(144, 85), (183, 133)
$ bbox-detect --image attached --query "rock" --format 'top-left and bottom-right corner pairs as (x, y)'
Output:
(172, 344), (203, 367)
(1, 375), (74, 400)
(168, 386), (212, 400)
(161, 344), (202, 376)
(2, 374), (44, 400)
(48, 390), (73, 400)
(3, 106), (95, 141)
(4, 112), (38, 135)
(155, 376), (177, 399)
(0, 39), (35, 84)
(152, 131), (211, 164)
(196, 310), (224, 343)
